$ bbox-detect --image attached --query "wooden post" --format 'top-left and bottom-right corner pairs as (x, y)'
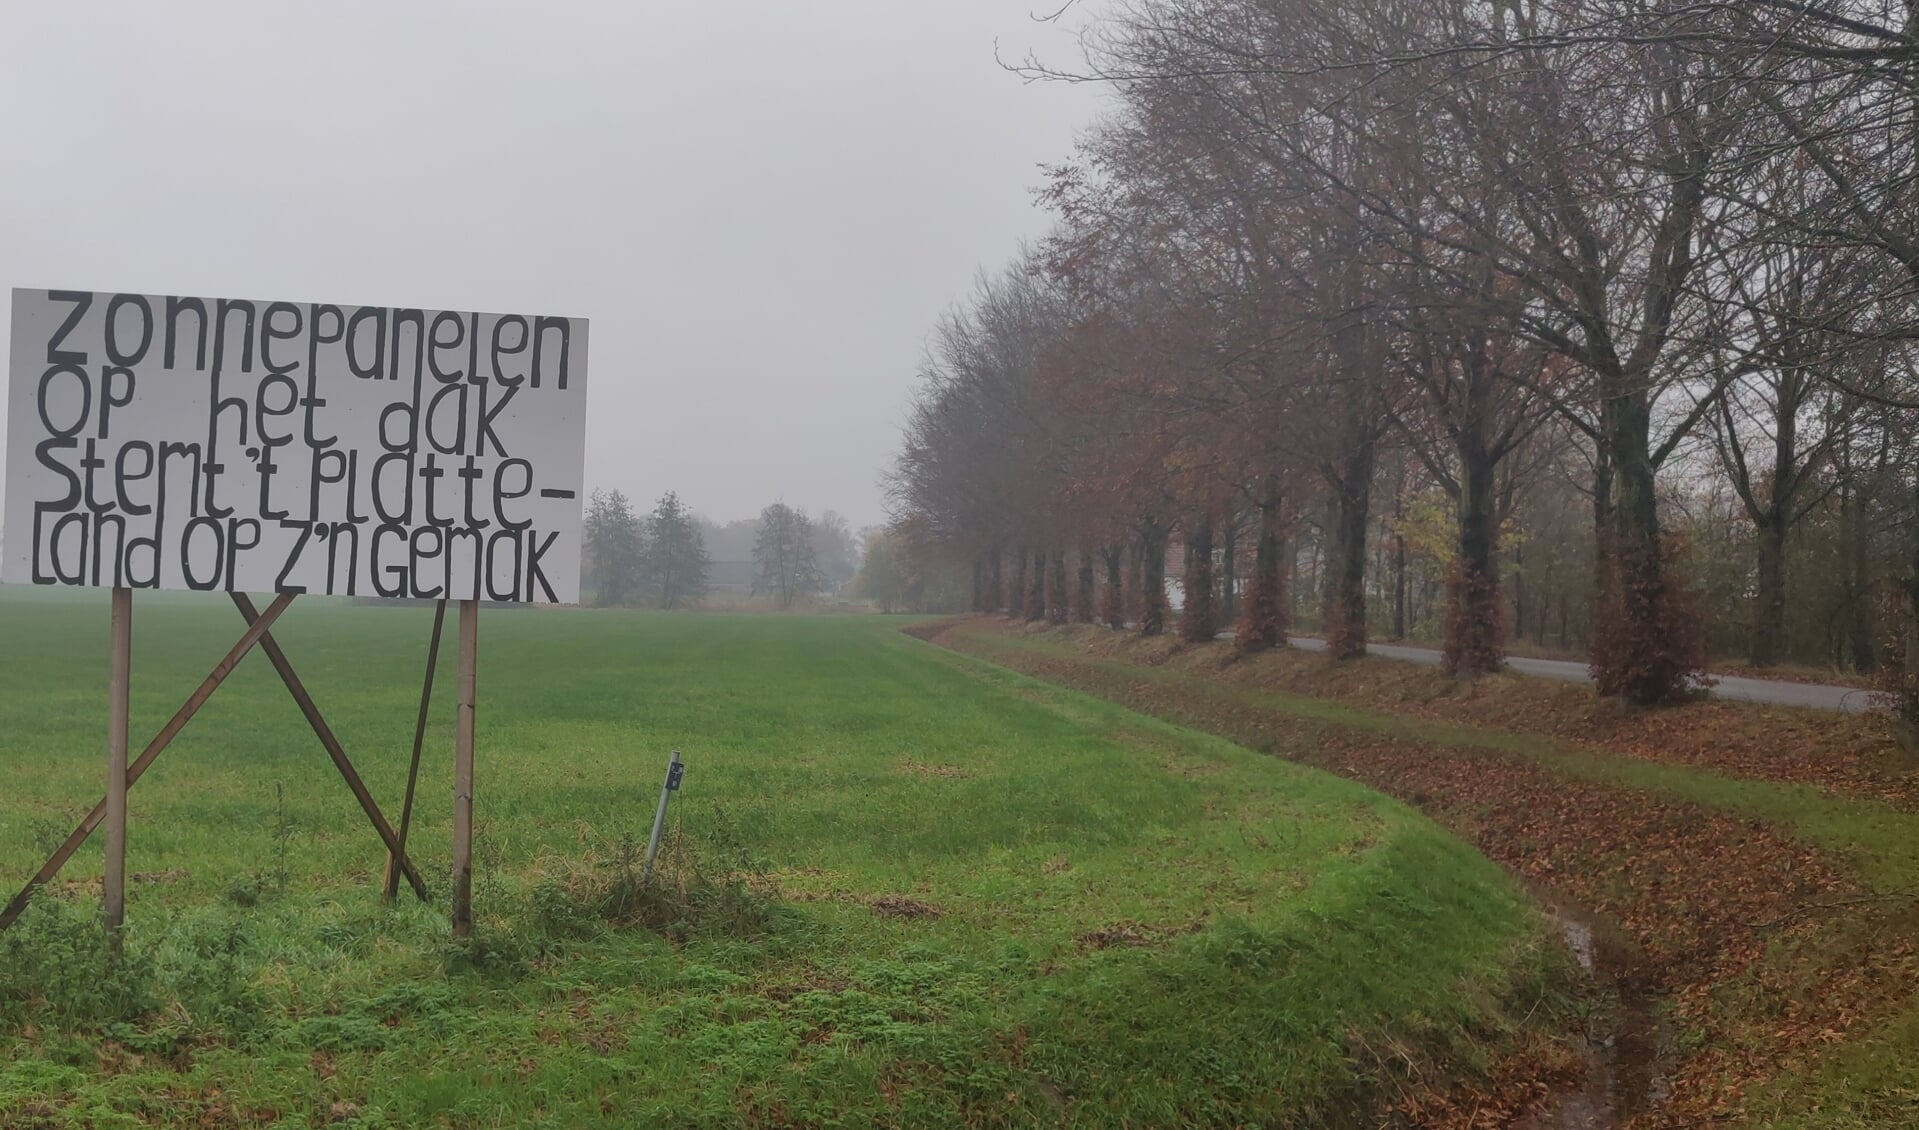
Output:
(452, 599), (478, 939)
(0, 592), (298, 933)
(104, 587), (132, 937)
(384, 599), (447, 904)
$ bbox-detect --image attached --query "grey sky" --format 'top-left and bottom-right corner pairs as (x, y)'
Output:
(0, 1), (1105, 533)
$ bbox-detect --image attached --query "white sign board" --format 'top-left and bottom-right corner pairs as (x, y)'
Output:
(3, 289), (588, 602)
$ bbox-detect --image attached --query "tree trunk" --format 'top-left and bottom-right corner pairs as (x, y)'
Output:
(1846, 578), (1876, 676)
(1238, 483), (1288, 651)
(1512, 541), (1528, 643)
(1180, 513), (1217, 644)
(1750, 518), (1788, 668)
(1006, 547), (1026, 616)
(1444, 439), (1505, 676)
(1389, 471), (1407, 640)
(1219, 515), (1240, 628)
(1305, 516), (1324, 629)
(1290, 526), (1305, 626)
(1904, 477), (1919, 734)
(1591, 390), (1700, 704)
(1025, 548), (1047, 621)
(1048, 550), (1070, 625)
(1841, 478), (1877, 674)
(1100, 547), (1125, 629)
(1324, 438), (1377, 659)
(1902, 476), (1919, 734)
(1590, 449), (1614, 640)
(1074, 550), (1096, 623)
(1391, 533), (1408, 640)
(1139, 517), (1168, 637)
(1125, 543), (1142, 626)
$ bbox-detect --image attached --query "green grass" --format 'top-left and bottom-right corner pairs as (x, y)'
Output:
(0, 592), (1552, 1128)
(951, 623), (1919, 1129)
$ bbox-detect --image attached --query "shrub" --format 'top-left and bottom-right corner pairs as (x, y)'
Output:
(530, 810), (782, 944)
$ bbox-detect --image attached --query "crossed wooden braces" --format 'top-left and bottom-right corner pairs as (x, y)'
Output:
(0, 592), (477, 937)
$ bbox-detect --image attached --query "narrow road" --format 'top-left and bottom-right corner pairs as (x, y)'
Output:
(1286, 636), (1873, 714)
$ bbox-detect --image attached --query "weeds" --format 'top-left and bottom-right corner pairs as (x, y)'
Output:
(224, 782), (299, 908)
(531, 808), (782, 943)
(0, 789), (287, 1045)
(0, 900), (159, 1027)
(27, 812), (70, 860)
(0, 902), (272, 1053)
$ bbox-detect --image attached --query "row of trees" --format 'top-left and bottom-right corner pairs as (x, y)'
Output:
(889, 0), (1919, 710)
(584, 490), (712, 609)
(585, 491), (869, 611)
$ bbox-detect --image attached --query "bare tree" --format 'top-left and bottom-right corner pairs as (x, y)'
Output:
(753, 502), (823, 610)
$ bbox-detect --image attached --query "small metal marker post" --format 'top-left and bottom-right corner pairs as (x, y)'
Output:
(642, 751), (685, 880)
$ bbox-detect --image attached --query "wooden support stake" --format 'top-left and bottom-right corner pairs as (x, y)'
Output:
(0, 593), (298, 933)
(104, 588), (132, 937)
(231, 593), (430, 902)
(451, 598), (478, 939)
(384, 599), (447, 904)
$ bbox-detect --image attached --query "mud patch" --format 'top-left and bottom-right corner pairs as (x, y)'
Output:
(1074, 918), (1202, 950)
(869, 895), (941, 920)
(132, 869), (191, 885)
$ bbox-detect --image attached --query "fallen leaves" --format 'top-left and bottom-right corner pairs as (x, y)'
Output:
(922, 617), (1919, 1129)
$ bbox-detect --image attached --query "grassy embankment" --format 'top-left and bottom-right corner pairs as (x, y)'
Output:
(0, 590), (1557, 1128)
(921, 616), (1919, 1129)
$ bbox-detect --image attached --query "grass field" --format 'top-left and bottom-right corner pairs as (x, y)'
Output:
(0, 592), (1557, 1128)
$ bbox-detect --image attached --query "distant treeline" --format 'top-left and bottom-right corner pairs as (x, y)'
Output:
(582, 491), (860, 610)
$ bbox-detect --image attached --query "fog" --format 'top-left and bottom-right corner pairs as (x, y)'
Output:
(0, 0), (1106, 533)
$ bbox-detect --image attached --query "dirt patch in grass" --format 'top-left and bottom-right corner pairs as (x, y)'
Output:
(1074, 918), (1204, 951)
(868, 894), (941, 920)
(920, 616), (1919, 1128)
(131, 870), (191, 885)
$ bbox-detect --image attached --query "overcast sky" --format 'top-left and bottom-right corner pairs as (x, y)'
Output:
(0, 1), (1107, 532)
